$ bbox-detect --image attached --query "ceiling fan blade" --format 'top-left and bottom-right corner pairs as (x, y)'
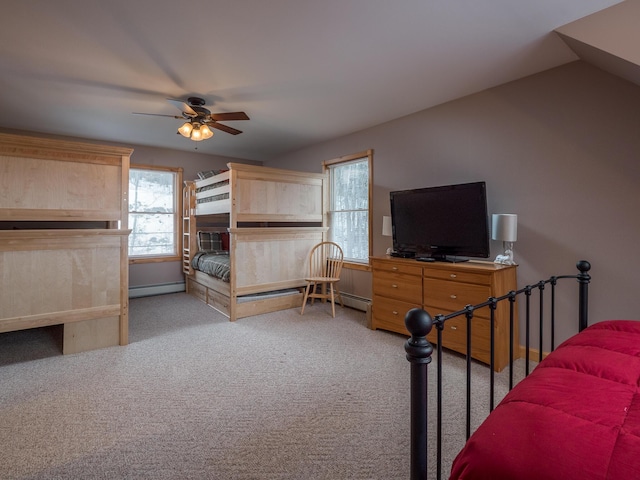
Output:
(133, 112), (184, 119)
(209, 112), (250, 121)
(167, 99), (197, 116)
(206, 122), (243, 135)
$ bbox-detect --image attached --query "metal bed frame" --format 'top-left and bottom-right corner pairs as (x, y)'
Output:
(404, 260), (592, 480)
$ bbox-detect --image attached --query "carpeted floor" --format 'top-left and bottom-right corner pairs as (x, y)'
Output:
(0, 293), (528, 479)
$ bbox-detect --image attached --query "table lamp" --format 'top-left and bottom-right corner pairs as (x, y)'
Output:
(492, 214), (517, 265)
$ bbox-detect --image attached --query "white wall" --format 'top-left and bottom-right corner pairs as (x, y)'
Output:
(267, 61), (640, 344)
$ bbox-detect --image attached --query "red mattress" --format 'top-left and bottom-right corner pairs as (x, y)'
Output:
(449, 320), (640, 480)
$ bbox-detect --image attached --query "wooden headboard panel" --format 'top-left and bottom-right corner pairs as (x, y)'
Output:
(0, 133), (131, 223)
(230, 227), (326, 296)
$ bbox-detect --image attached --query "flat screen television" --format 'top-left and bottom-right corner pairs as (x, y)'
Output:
(389, 181), (489, 262)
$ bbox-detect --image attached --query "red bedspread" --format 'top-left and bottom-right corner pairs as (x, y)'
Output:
(449, 320), (640, 480)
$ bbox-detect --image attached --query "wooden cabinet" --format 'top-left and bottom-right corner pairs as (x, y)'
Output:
(372, 260), (422, 334)
(371, 256), (518, 371)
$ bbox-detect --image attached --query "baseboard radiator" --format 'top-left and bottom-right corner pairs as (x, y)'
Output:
(340, 292), (371, 313)
(129, 282), (186, 299)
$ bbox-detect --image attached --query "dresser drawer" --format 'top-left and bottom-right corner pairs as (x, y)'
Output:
(423, 268), (491, 286)
(373, 270), (422, 304)
(207, 288), (230, 316)
(372, 260), (423, 276)
(427, 314), (491, 365)
(372, 294), (421, 335)
(188, 278), (207, 302)
(424, 277), (491, 312)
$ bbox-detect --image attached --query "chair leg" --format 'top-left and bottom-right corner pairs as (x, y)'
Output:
(301, 283), (312, 315)
(329, 284), (336, 317)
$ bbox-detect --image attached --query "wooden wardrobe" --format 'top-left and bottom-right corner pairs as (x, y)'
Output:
(0, 133), (132, 354)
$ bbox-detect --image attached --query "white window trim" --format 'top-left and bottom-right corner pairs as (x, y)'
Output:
(323, 149), (373, 269)
(128, 164), (183, 264)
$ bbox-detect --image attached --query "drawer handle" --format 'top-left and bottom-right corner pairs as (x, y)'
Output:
(391, 284), (398, 288)
(392, 266), (398, 271)
(450, 274), (457, 278)
(450, 325), (458, 330)
(450, 294), (457, 299)
(392, 310), (399, 315)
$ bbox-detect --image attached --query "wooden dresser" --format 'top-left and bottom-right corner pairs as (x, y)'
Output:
(371, 255), (518, 371)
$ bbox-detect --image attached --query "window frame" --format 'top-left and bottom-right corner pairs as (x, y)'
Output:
(322, 149), (373, 271)
(128, 163), (183, 264)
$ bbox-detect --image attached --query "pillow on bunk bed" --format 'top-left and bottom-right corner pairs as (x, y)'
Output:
(197, 231), (228, 254)
(220, 232), (229, 251)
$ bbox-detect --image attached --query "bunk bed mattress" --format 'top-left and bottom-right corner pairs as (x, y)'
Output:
(449, 319), (640, 480)
(192, 252), (230, 283)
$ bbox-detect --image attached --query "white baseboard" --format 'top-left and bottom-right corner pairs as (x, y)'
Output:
(341, 292), (371, 313)
(129, 282), (186, 299)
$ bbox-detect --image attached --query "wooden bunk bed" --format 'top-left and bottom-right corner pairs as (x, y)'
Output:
(183, 163), (327, 321)
(0, 133), (132, 354)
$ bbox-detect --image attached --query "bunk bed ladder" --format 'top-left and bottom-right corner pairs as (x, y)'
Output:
(182, 181), (196, 275)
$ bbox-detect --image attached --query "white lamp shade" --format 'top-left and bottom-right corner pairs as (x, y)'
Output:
(492, 214), (517, 242)
(382, 216), (392, 236)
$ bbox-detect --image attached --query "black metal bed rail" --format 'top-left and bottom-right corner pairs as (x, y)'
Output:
(404, 260), (591, 480)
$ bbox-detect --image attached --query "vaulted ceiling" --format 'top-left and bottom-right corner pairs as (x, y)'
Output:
(555, 0), (640, 87)
(0, 1), (636, 161)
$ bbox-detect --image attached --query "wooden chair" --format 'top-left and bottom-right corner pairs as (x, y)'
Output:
(300, 241), (345, 317)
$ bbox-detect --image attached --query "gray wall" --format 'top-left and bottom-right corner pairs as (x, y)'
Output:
(266, 61), (640, 344)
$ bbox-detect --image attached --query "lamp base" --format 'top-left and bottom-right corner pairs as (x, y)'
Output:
(493, 254), (516, 265)
(494, 241), (516, 265)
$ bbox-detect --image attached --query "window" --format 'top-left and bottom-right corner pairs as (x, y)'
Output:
(323, 150), (373, 265)
(128, 165), (182, 261)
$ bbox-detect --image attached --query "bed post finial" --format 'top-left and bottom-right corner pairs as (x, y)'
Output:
(405, 308), (434, 480)
(577, 260), (591, 332)
(577, 260), (591, 274)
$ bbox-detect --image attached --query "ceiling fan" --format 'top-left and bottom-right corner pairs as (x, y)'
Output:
(134, 97), (249, 141)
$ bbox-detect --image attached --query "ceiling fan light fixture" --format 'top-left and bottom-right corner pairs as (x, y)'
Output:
(200, 124), (214, 139)
(138, 98), (248, 141)
(190, 123), (204, 141)
(178, 121), (193, 138)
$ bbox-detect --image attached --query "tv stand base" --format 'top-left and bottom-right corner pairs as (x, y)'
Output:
(390, 251), (415, 258)
(437, 255), (469, 263)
